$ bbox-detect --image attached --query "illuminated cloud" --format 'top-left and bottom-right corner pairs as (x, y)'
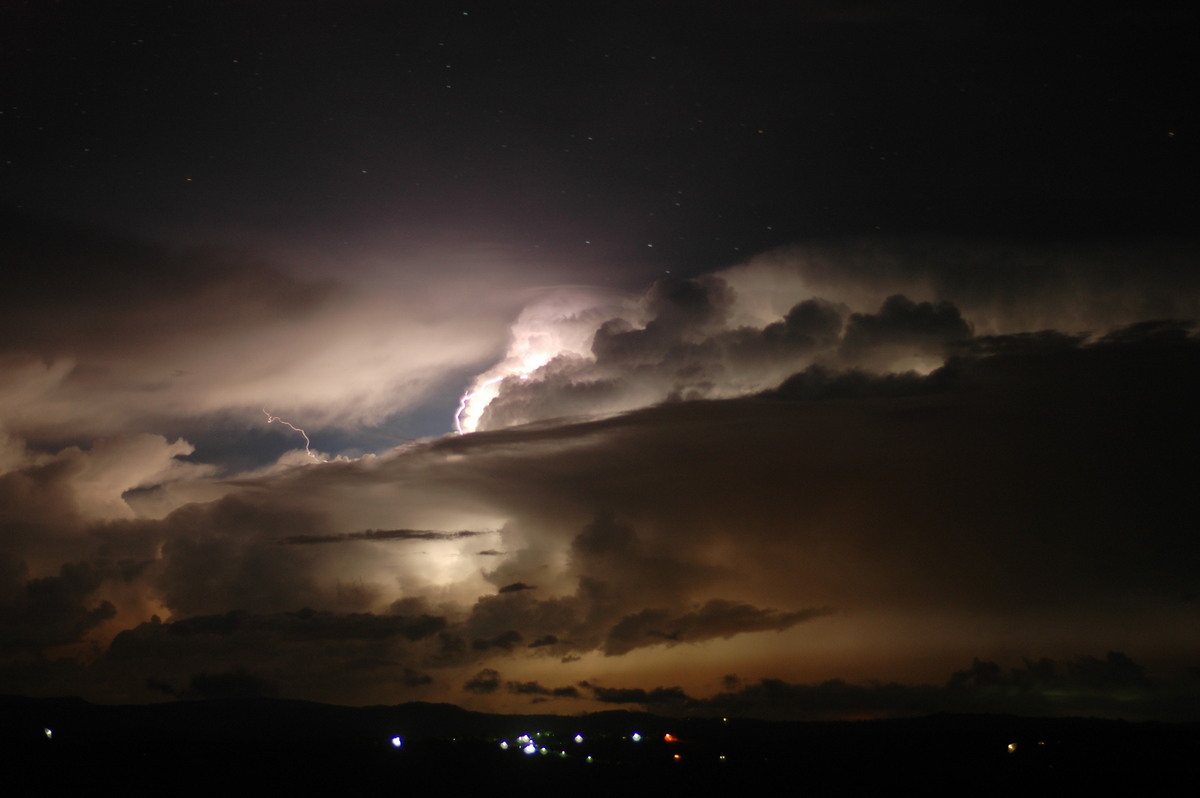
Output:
(0, 220), (509, 449)
(0, 223), (1197, 717)
(459, 241), (1200, 432)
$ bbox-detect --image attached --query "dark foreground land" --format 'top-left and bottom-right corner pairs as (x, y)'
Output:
(4, 695), (1197, 794)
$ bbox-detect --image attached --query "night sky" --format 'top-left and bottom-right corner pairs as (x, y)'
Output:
(2, 1), (1198, 720)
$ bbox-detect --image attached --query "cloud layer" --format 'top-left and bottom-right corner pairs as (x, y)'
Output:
(1, 216), (509, 447)
(459, 239), (1200, 432)
(1, 227), (1197, 718)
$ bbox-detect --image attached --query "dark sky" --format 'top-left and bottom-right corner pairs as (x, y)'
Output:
(7, 2), (1193, 263)
(1, 1), (1198, 719)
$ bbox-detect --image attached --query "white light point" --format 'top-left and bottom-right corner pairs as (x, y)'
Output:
(263, 409), (323, 462)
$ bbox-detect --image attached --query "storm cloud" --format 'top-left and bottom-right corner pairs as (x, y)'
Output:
(0, 215), (510, 447)
(1, 227), (1197, 718)
(462, 240), (1199, 432)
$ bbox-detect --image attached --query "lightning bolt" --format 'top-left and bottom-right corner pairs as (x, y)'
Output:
(453, 376), (505, 435)
(263, 409), (323, 462)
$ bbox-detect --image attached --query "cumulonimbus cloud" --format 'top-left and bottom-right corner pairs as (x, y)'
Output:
(455, 239), (1200, 433)
(1, 229), (1197, 716)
